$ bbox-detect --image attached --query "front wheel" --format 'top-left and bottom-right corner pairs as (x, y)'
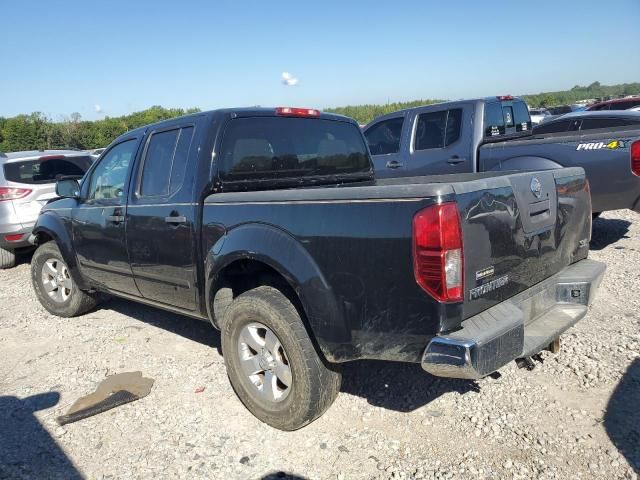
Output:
(221, 286), (341, 430)
(31, 242), (98, 317)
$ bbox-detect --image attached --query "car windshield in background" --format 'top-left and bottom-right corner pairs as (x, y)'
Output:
(220, 117), (371, 181)
(3, 156), (92, 184)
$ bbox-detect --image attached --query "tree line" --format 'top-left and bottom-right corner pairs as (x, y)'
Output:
(1, 82), (639, 152)
(0, 106), (200, 152)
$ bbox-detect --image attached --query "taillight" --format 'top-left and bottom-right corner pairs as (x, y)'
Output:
(4, 234), (24, 242)
(497, 95), (514, 101)
(632, 140), (640, 177)
(275, 107), (321, 117)
(0, 187), (32, 201)
(413, 202), (464, 302)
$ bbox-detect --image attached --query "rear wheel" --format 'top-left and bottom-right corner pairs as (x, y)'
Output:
(31, 242), (97, 317)
(221, 286), (341, 430)
(0, 248), (16, 269)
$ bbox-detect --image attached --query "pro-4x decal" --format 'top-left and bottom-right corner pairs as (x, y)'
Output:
(576, 140), (625, 151)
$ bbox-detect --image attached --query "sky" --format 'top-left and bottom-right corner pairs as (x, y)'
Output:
(1, 0), (639, 120)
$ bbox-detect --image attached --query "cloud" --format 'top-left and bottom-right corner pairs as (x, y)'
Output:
(281, 72), (299, 86)
(94, 104), (103, 113)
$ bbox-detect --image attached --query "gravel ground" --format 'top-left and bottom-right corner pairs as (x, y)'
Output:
(0, 209), (638, 480)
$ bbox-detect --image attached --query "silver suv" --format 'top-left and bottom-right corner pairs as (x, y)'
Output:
(0, 150), (93, 268)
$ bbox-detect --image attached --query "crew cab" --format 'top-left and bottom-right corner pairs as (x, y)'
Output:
(363, 96), (640, 215)
(31, 107), (605, 430)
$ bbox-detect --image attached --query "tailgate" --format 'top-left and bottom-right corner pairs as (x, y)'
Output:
(452, 167), (591, 320)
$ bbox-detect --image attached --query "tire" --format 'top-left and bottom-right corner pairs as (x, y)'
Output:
(31, 242), (97, 317)
(0, 248), (16, 269)
(221, 286), (341, 430)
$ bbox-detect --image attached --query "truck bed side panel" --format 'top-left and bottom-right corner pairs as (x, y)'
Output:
(203, 185), (462, 363)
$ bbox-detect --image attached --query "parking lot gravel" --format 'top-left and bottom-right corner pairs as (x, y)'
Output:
(1, 209), (638, 480)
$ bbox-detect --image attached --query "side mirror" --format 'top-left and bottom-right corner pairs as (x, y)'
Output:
(55, 178), (80, 199)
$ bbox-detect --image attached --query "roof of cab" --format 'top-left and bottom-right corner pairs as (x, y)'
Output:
(114, 107), (357, 143)
(0, 149), (91, 164)
(362, 96), (531, 129)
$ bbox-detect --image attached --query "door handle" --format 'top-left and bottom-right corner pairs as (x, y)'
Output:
(386, 160), (404, 169)
(106, 215), (124, 223)
(447, 156), (467, 165)
(164, 216), (187, 224)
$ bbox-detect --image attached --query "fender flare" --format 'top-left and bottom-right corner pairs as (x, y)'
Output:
(489, 156), (564, 172)
(32, 211), (88, 290)
(204, 223), (348, 362)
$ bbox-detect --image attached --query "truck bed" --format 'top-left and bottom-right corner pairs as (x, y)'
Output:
(203, 167), (592, 363)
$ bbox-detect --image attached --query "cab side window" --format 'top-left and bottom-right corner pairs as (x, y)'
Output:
(364, 117), (404, 155)
(414, 109), (462, 150)
(139, 126), (194, 197)
(86, 140), (137, 203)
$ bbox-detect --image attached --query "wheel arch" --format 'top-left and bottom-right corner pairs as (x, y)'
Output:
(488, 156), (564, 171)
(32, 212), (88, 290)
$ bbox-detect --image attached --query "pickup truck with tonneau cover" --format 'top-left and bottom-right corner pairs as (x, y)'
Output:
(364, 96), (640, 215)
(31, 107), (605, 430)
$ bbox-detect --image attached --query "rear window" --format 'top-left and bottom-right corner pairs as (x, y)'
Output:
(219, 117), (371, 181)
(3, 156), (92, 184)
(609, 100), (640, 111)
(513, 101), (532, 132)
(484, 102), (505, 136)
(485, 101), (531, 137)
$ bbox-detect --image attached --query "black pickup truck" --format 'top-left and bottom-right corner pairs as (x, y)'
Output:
(31, 107), (605, 430)
(363, 96), (640, 215)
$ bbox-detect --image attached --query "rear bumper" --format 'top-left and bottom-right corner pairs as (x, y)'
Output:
(0, 224), (36, 249)
(421, 259), (606, 379)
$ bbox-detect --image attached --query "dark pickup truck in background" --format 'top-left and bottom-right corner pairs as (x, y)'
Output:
(30, 107), (604, 430)
(364, 96), (640, 215)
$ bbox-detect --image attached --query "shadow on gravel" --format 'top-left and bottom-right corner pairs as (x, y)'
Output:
(99, 298), (222, 354)
(340, 360), (479, 412)
(604, 359), (640, 473)
(260, 473), (309, 480)
(590, 217), (631, 251)
(13, 247), (34, 267)
(0, 391), (83, 479)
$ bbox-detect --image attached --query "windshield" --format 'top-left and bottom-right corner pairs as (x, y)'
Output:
(219, 117), (372, 181)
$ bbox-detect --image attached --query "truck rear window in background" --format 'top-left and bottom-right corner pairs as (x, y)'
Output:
(3, 156), (92, 184)
(484, 100), (531, 138)
(219, 117), (371, 180)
